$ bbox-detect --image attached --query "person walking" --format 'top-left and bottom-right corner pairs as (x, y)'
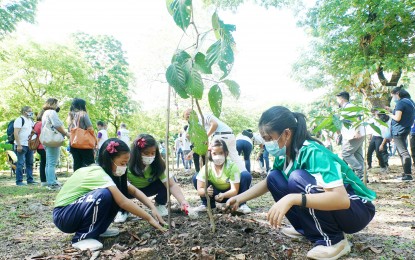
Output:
(388, 87), (414, 181)
(34, 110), (47, 186)
(336, 91), (366, 180)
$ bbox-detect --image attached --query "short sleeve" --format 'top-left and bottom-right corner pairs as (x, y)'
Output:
(13, 117), (24, 128)
(97, 131), (103, 138)
(159, 171), (171, 183)
(49, 111), (63, 128)
(117, 131), (121, 136)
(298, 147), (343, 188)
(196, 166), (206, 182)
(83, 113), (93, 128)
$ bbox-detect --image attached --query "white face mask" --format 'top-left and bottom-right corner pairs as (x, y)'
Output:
(113, 162), (127, 177)
(142, 156), (155, 165)
(212, 155), (225, 166)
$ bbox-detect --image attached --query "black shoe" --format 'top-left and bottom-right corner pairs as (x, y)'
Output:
(401, 175), (413, 181)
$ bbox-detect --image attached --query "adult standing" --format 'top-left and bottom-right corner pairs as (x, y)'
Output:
(366, 112), (389, 172)
(96, 121), (108, 150)
(68, 98), (95, 172)
(42, 98), (69, 190)
(174, 134), (185, 168)
(254, 132), (270, 173)
(117, 123), (130, 145)
(389, 87), (414, 181)
(13, 106), (36, 186)
(336, 91), (366, 180)
(34, 110), (46, 186)
(182, 126), (193, 170)
(236, 130), (253, 173)
(183, 109), (248, 175)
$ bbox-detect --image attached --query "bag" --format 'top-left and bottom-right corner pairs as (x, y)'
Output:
(40, 117), (64, 147)
(7, 117), (25, 144)
(28, 129), (40, 150)
(70, 114), (96, 149)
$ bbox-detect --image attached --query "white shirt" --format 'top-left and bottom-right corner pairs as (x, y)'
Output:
(202, 114), (232, 133)
(14, 116), (34, 146)
(252, 133), (264, 145)
(97, 129), (108, 149)
(118, 128), (130, 145)
(181, 135), (191, 150)
(174, 137), (183, 151)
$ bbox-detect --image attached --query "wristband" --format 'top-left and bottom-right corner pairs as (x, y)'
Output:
(301, 192), (307, 208)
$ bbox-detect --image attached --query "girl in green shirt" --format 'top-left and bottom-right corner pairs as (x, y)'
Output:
(114, 134), (189, 223)
(226, 106), (376, 260)
(53, 138), (166, 251)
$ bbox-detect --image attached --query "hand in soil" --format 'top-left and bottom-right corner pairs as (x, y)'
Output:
(215, 192), (225, 202)
(150, 209), (167, 226)
(267, 195), (293, 228)
(225, 196), (240, 212)
(148, 217), (167, 232)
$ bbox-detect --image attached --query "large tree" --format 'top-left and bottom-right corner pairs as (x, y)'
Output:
(294, 0), (415, 107)
(0, 0), (39, 38)
(72, 33), (138, 134)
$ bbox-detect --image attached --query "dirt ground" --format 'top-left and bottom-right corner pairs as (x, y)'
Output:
(0, 156), (414, 260)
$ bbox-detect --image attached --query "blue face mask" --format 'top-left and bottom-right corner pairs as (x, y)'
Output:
(264, 134), (286, 158)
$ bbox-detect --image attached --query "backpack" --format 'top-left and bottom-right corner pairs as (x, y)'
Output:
(7, 117), (25, 144)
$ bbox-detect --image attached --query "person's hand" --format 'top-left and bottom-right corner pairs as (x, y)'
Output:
(379, 144), (384, 151)
(215, 192), (225, 202)
(16, 145), (22, 153)
(225, 196), (240, 212)
(181, 201), (190, 214)
(151, 208), (167, 226)
(147, 217), (167, 232)
(185, 153), (193, 160)
(267, 195), (295, 228)
(207, 185), (214, 197)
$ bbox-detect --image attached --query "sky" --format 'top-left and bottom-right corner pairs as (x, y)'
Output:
(15, 0), (325, 111)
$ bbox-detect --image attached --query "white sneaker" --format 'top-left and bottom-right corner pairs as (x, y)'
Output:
(72, 239), (103, 251)
(114, 211), (128, 223)
(281, 226), (303, 239)
(307, 237), (351, 260)
(155, 204), (168, 217)
(99, 227), (120, 238)
(193, 204), (207, 212)
(40, 182), (48, 187)
(237, 204), (252, 214)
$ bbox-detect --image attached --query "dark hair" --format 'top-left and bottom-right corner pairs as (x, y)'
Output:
(398, 89), (411, 99)
(242, 129), (254, 139)
(378, 113), (390, 123)
(336, 91), (350, 101)
(208, 139), (229, 163)
(20, 106), (31, 114)
(70, 98), (87, 112)
(129, 134), (166, 179)
(37, 109), (45, 122)
(184, 125), (188, 131)
(391, 85), (403, 94)
(97, 138), (130, 197)
(258, 106), (321, 159)
(97, 121), (104, 127)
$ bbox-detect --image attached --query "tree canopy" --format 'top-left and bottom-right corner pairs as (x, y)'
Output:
(0, 0), (39, 38)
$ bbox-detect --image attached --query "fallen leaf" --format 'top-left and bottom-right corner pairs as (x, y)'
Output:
(400, 195), (411, 199)
(191, 246), (201, 253)
(232, 248), (242, 251)
(63, 248), (78, 253)
(392, 248), (403, 254)
(368, 246), (383, 254)
(171, 221), (176, 228)
(18, 214), (31, 218)
(234, 253), (246, 260)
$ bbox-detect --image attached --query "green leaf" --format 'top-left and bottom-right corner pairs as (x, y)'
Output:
(169, 0), (192, 31)
(208, 85), (222, 117)
(206, 40), (234, 79)
(186, 69), (204, 99)
(188, 111), (208, 155)
(166, 62), (189, 99)
(212, 12), (221, 40)
(313, 117), (333, 133)
(194, 52), (212, 74)
(171, 50), (191, 64)
(222, 79), (240, 99)
(166, 0), (174, 15)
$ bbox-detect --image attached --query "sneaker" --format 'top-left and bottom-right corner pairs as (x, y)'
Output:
(155, 204), (168, 217)
(380, 167), (389, 174)
(281, 226), (303, 239)
(41, 182), (48, 187)
(400, 175), (413, 181)
(193, 204), (207, 212)
(46, 184), (61, 191)
(114, 211), (129, 223)
(237, 204), (252, 214)
(16, 182), (27, 186)
(307, 237), (351, 260)
(27, 181), (38, 185)
(99, 227), (119, 238)
(72, 239), (103, 251)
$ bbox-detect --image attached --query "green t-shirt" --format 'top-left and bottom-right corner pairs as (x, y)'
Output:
(272, 140), (376, 201)
(54, 165), (115, 207)
(127, 166), (168, 189)
(196, 161), (240, 190)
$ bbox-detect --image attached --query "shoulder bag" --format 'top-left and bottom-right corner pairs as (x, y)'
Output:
(40, 115), (64, 147)
(70, 113), (97, 149)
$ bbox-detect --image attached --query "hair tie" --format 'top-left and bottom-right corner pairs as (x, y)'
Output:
(106, 141), (119, 154)
(136, 137), (146, 148)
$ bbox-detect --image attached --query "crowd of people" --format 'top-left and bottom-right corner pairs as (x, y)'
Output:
(7, 86), (414, 259)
